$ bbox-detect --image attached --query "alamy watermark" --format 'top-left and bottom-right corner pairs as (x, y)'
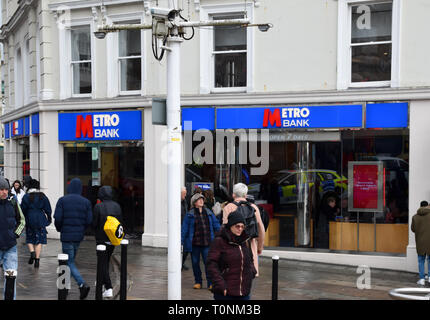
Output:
(57, 265), (71, 290)
(160, 121), (270, 176)
(356, 265), (371, 290)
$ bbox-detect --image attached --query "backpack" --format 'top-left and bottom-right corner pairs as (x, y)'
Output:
(257, 205), (270, 232)
(232, 201), (259, 239)
(101, 203), (124, 246)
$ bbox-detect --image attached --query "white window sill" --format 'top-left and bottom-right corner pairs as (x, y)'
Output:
(71, 94), (92, 99)
(348, 81), (391, 89)
(119, 91), (143, 96)
(210, 87), (247, 94)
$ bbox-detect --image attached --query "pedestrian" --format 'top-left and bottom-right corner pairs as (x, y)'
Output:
(222, 183), (265, 276)
(10, 180), (25, 205)
(22, 175), (32, 192)
(20, 179), (52, 269)
(207, 211), (257, 300)
(181, 186), (190, 271)
(91, 185), (123, 298)
(54, 178), (92, 300)
(411, 201), (430, 286)
(181, 193), (220, 290)
(0, 176), (25, 300)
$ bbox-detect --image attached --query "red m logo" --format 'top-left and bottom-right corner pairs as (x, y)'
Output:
(76, 115), (94, 138)
(263, 109), (281, 128)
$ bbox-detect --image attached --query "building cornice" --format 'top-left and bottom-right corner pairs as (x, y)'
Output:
(48, 0), (144, 11)
(1, 86), (430, 122)
(0, 0), (37, 40)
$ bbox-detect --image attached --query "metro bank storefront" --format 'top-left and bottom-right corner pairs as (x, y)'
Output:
(182, 102), (411, 269)
(58, 110), (144, 237)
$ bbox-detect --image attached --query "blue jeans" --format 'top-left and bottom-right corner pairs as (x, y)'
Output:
(418, 255), (430, 280)
(191, 245), (210, 287)
(0, 245), (18, 300)
(62, 242), (85, 287)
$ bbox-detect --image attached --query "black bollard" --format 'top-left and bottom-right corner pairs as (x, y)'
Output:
(120, 239), (128, 300)
(272, 255), (279, 300)
(96, 245), (107, 300)
(4, 270), (16, 300)
(57, 254), (69, 300)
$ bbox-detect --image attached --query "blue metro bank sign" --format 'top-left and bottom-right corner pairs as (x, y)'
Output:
(59, 111), (142, 142)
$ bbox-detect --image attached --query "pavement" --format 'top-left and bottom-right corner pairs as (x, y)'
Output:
(0, 236), (422, 300)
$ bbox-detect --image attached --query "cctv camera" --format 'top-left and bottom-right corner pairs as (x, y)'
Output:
(151, 7), (176, 20)
(257, 23), (272, 32)
(94, 31), (107, 39)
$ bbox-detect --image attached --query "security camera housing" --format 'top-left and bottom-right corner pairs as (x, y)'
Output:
(151, 7), (176, 20)
(94, 31), (107, 39)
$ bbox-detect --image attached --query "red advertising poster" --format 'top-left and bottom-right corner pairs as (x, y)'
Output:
(353, 164), (379, 209)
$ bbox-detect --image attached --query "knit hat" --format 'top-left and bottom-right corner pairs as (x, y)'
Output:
(190, 193), (205, 207)
(227, 211), (246, 228)
(0, 177), (10, 190)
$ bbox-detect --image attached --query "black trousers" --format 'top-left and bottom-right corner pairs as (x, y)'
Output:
(97, 243), (115, 290)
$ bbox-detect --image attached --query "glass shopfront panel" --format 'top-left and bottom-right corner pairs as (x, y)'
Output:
(185, 128), (409, 255)
(64, 142), (144, 238)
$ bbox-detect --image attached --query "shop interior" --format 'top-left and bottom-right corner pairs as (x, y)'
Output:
(64, 142), (144, 238)
(185, 128), (409, 255)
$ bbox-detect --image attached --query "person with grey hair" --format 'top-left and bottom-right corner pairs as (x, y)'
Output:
(222, 183), (265, 276)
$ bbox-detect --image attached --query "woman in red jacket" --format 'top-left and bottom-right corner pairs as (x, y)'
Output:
(207, 211), (257, 300)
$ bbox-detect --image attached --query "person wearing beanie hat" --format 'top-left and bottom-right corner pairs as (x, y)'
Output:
(181, 190), (220, 290)
(207, 209), (256, 300)
(0, 176), (26, 300)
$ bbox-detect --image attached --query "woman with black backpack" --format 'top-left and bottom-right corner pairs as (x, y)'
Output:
(92, 185), (123, 298)
(20, 179), (52, 269)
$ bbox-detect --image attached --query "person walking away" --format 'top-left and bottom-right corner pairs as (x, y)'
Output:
(181, 187), (190, 271)
(222, 183), (265, 276)
(207, 211), (257, 300)
(411, 201), (430, 286)
(181, 193), (220, 290)
(92, 185), (123, 298)
(22, 175), (32, 193)
(54, 178), (92, 300)
(20, 179), (51, 268)
(10, 180), (25, 205)
(0, 177), (25, 300)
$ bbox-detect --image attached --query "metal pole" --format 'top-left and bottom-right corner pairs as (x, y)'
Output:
(166, 33), (183, 300)
(120, 239), (129, 300)
(57, 254), (69, 300)
(272, 255), (279, 300)
(96, 245), (107, 300)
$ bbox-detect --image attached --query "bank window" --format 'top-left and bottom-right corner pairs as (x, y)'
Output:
(71, 25), (92, 95)
(118, 22), (142, 93)
(338, 0), (400, 89)
(212, 15), (247, 89)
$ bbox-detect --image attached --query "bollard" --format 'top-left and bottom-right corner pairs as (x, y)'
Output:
(272, 255), (279, 300)
(4, 270), (17, 300)
(57, 254), (69, 300)
(96, 245), (107, 300)
(120, 239), (129, 300)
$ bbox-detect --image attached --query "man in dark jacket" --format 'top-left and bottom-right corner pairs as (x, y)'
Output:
(0, 176), (25, 300)
(54, 178), (92, 299)
(411, 201), (430, 286)
(92, 185), (122, 298)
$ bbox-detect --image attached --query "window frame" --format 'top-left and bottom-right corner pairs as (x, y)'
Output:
(70, 24), (93, 98)
(337, 0), (401, 89)
(200, 3), (254, 94)
(106, 13), (145, 97)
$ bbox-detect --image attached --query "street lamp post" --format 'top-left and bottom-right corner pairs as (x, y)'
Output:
(94, 2), (271, 300)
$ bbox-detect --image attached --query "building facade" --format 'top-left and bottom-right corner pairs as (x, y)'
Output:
(0, 0), (429, 273)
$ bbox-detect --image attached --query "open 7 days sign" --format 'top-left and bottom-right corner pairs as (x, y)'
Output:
(58, 111), (143, 142)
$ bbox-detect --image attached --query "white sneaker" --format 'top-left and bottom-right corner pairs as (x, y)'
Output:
(417, 279), (426, 286)
(102, 288), (113, 298)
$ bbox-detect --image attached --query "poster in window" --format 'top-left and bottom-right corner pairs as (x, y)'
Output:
(348, 161), (384, 212)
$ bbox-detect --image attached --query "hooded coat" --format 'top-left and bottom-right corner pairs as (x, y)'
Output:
(21, 190), (52, 229)
(54, 178), (93, 242)
(207, 227), (256, 297)
(412, 207), (430, 255)
(92, 186), (123, 243)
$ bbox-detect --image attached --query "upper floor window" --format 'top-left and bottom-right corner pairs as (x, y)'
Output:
(213, 15), (247, 88)
(118, 22), (142, 92)
(200, 3), (254, 94)
(71, 25), (92, 95)
(338, 0), (400, 89)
